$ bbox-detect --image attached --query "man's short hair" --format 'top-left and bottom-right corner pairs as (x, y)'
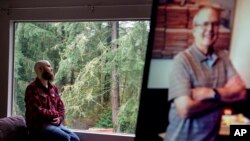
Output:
(34, 60), (49, 74)
(192, 4), (223, 26)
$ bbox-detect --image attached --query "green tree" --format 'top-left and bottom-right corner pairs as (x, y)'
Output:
(14, 21), (149, 134)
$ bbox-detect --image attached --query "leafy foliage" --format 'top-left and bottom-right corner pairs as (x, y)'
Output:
(14, 21), (149, 134)
(95, 108), (113, 128)
(116, 98), (139, 133)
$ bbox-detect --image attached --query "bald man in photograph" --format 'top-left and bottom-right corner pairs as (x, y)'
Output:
(25, 60), (80, 141)
(164, 5), (246, 141)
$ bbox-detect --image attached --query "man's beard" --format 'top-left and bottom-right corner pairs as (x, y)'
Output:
(42, 70), (54, 81)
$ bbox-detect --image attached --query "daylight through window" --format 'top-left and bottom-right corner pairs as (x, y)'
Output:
(13, 21), (149, 134)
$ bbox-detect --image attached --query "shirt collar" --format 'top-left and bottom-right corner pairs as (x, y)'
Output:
(35, 77), (52, 89)
(189, 44), (218, 61)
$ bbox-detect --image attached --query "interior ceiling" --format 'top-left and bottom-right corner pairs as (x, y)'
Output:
(0, 0), (152, 9)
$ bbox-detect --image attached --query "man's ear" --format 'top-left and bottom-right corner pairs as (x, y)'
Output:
(38, 66), (44, 72)
(191, 27), (197, 38)
(192, 29), (195, 38)
(192, 26), (196, 33)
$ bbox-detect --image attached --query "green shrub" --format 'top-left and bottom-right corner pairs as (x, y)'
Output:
(95, 108), (113, 128)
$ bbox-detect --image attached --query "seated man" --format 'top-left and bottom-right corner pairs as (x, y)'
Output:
(25, 60), (80, 141)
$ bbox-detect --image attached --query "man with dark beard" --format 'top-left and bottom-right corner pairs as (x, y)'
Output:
(25, 60), (80, 141)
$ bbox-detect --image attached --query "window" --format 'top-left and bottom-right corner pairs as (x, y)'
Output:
(13, 21), (149, 134)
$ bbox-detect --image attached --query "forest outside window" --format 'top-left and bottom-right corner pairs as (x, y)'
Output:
(13, 21), (149, 134)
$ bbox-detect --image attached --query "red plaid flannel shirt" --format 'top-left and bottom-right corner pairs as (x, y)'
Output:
(25, 78), (65, 130)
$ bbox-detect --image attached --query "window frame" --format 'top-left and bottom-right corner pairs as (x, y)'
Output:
(0, 3), (151, 141)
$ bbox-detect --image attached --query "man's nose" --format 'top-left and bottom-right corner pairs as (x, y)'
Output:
(207, 23), (213, 31)
(207, 22), (219, 31)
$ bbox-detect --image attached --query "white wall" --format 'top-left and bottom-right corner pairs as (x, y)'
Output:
(147, 59), (173, 88)
(230, 0), (250, 88)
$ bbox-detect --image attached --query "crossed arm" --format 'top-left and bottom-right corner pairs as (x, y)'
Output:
(25, 85), (65, 125)
(174, 74), (247, 119)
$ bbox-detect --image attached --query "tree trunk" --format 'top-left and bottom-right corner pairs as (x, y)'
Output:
(110, 21), (120, 132)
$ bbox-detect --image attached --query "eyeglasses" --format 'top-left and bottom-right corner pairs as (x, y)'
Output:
(194, 21), (220, 28)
